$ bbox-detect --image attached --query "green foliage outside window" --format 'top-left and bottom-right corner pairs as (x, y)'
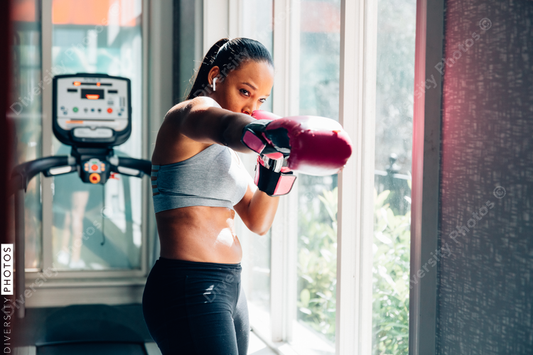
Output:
(297, 187), (411, 354)
(372, 189), (410, 354)
(297, 188), (338, 343)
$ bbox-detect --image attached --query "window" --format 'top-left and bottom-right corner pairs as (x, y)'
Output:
(50, 0), (144, 271)
(294, 0), (340, 353)
(187, 0), (420, 352)
(11, 0), (146, 278)
(372, 0), (416, 353)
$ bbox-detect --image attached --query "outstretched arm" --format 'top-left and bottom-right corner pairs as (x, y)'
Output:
(165, 96), (255, 153)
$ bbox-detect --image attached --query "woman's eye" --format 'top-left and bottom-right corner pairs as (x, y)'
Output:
(240, 89), (250, 97)
(259, 98), (267, 104)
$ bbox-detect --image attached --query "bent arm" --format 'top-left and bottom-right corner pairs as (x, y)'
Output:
(166, 96), (255, 153)
(234, 181), (279, 236)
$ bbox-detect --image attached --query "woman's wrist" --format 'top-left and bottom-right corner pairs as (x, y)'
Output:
(221, 112), (255, 152)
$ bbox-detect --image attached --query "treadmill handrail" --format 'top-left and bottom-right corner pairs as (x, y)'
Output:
(10, 156), (152, 195)
(10, 156), (73, 195)
(113, 157), (151, 176)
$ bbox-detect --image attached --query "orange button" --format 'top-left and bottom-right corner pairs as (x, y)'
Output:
(89, 173), (101, 184)
(107, 108), (113, 113)
(91, 164), (98, 171)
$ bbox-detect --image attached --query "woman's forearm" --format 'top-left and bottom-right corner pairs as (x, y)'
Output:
(243, 189), (280, 236)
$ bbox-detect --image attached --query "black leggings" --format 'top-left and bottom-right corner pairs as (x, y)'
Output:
(142, 258), (249, 355)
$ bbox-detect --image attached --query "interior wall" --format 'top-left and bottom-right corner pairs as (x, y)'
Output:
(174, 0), (204, 103)
(438, 1), (533, 354)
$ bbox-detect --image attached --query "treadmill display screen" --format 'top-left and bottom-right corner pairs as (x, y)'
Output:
(81, 89), (105, 100)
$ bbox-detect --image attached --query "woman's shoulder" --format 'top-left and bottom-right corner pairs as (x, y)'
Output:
(166, 96), (220, 121)
(152, 139), (213, 166)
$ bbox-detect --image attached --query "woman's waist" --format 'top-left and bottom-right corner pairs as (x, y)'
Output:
(156, 206), (236, 235)
(156, 206), (242, 263)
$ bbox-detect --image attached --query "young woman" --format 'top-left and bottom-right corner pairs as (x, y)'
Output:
(142, 38), (281, 355)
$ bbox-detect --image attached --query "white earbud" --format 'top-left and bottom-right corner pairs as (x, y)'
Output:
(212, 78), (217, 92)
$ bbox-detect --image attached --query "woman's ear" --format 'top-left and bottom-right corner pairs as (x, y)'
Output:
(207, 66), (221, 87)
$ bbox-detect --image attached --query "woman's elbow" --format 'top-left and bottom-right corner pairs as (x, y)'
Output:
(246, 220), (272, 236)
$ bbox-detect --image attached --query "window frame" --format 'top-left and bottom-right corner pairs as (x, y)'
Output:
(336, 0), (377, 353)
(408, 0), (444, 354)
(23, 0), (173, 308)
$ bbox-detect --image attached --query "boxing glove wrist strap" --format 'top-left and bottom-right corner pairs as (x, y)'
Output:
(254, 155), (296, 196)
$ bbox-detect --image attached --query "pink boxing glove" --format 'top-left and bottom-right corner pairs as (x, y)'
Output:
(241, 110), (353, 176)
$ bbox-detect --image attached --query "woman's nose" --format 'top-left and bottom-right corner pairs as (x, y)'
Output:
(242, 101), (259, 116)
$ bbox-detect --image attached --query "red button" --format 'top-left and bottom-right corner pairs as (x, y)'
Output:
(89, 173), (101, 184)
(107, 108), (113, 113)
(91, 164), (98, 171)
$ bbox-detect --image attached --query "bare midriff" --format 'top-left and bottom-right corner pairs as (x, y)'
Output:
(155, 206), (242, 264)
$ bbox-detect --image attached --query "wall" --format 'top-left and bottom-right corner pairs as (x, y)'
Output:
(438, 1), (533, 354)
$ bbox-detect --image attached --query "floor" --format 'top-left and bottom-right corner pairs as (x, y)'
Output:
(248, 331), (278, 355)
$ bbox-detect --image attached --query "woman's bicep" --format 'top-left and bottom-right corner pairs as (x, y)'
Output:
(167, 97), (254, 151)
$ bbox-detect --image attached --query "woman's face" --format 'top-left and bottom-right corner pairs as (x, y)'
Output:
(208, 60), (274, 115)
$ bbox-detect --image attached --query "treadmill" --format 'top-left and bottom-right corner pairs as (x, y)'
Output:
(9, 73), (160, 355)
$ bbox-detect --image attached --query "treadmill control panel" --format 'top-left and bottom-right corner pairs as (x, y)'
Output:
(53, 73), (131, 147)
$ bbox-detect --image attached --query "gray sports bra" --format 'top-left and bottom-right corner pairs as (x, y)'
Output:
(151, 144), (249, 213)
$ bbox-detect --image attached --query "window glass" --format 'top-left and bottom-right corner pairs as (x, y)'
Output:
(10, 0), (43, 270)
(372, 0), (416, 353)
(294, 0), (340, 353)
(50, 0), (143, 270)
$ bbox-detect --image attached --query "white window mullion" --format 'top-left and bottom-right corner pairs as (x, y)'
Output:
(228, 0), (243, 38)
(271, 0), (300, 344)
(41, 0), (54, 272)
(203, 0), (229, 52)
(337, 0), (377, 354)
